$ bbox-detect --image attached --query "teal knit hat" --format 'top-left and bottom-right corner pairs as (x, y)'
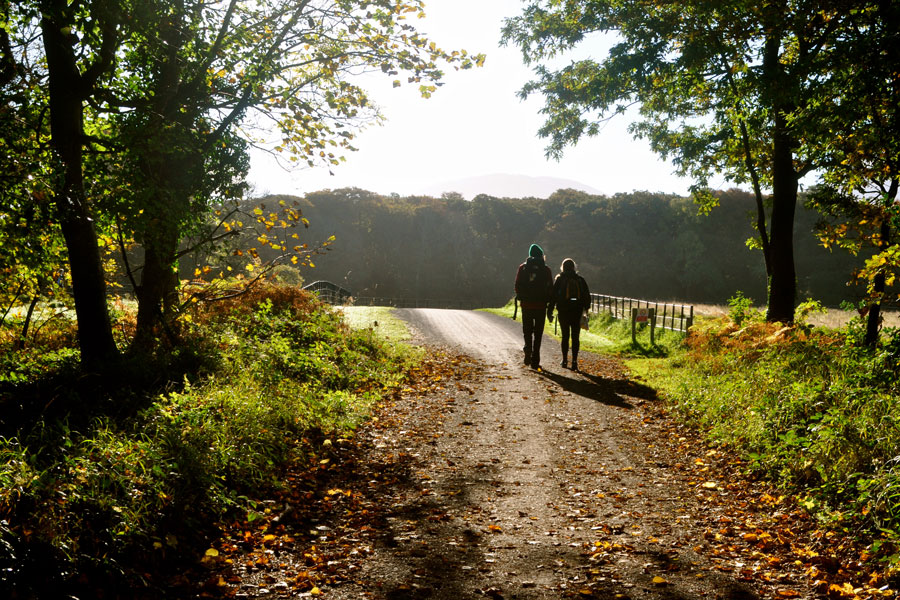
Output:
(529, 243), (544, 258)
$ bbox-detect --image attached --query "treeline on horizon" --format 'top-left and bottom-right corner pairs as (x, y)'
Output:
(211, 187), (865, 309)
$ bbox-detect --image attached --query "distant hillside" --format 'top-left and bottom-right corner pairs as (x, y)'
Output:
(418, 173), (602, 199)
(201, 188), (868, 309)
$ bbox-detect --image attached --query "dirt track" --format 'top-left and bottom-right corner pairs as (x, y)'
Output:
(318, 309), (811, 600)
(222, 308), (820, 600)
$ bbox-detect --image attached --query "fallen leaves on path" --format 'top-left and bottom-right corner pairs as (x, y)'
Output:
(606, 356), (896, 600)
(177, 350), (894, 600)
(183, 350), (481, 598)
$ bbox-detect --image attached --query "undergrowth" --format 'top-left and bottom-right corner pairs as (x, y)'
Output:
(0, 284), (413, 596)
(626, 313), (900, 570)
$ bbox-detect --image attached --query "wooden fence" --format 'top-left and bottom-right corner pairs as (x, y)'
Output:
(304, 281), (694, 332)
(301, 280), (353, 304)
(302, 281), (476, 309)
(590, 294), (694, 333)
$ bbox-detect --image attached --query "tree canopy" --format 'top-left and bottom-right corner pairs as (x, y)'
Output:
(501, 0), (896, 325)
(0, 0), (482, 363)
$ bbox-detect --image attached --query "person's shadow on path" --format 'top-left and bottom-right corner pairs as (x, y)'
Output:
(537, 366), (658, 409)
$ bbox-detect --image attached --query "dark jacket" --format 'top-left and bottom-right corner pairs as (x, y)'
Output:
(548, 272), (590, 316)
(515, 256), (553, 310)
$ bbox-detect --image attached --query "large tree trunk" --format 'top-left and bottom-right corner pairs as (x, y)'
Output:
(765, 113), (799, 324)
(761, 23), (798, 325)
(129, 10), (190, 354)
(41, 5), (118, 365)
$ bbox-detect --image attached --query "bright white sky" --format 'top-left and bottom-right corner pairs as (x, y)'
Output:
(247, 0), (702, 198)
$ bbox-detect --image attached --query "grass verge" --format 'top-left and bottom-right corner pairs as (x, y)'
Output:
(335, 305), (415, 344)
(483, 299), (685, 357)
(622, 312), (900, 573)
(0, 284), (417, 597)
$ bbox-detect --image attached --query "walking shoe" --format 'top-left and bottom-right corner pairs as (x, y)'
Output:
(561, 357), (568, 368)
(571, 360), (579, 372)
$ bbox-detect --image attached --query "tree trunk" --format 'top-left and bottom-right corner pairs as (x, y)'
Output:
(16, 295), (40, 350)
(765, 113), (799, 324)
(132, 227), (180, 352)
(760, 23), (798, 325)
(865, 207), (894, 346)
(41, 5), (118, 365)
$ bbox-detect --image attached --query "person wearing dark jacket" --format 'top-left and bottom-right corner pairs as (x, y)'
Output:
(514, 243), (553, 369)
(548, 258), (591, 371)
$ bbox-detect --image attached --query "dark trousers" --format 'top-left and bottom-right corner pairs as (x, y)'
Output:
(558, 311), (581, 359)
(522, 308), (546, 366)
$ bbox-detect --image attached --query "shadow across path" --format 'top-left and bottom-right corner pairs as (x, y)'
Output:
(536, 356), (659, 408)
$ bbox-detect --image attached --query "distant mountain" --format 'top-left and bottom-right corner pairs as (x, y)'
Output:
(418, 173), (603, 200)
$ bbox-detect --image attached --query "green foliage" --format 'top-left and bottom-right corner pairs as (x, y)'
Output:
(285, 188), (861, 309)
(726, 291), (760, 326)
(2, 0), (485, 360)
(0, 285), (410, 577)
(269, 265), (304, 287)
(794, 298), (828, 330)
(631, 317), (900, 559)
(502, 1), (893, 324)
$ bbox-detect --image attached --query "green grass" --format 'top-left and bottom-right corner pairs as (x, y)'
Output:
(0, 285), (417, 592)
(336, 305), (413, 342)
(482, 298), (684, 356)
(626, 315), (900, 568)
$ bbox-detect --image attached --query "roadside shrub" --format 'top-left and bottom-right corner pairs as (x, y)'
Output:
(726, 290), (760, 326)
(640, 314), (900, 563)
(269, 264), (304, 286)
(0, 283), (410, 586)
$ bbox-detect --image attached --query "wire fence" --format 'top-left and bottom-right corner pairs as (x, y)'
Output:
(302, 282), (478, 309)
(590, 294), (694, 333)
(348, 297), (478, 310)
(304, 281), (695, 332)
(301, 280), (353, 304)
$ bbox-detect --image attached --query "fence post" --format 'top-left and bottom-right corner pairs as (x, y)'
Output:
(650, 308), (656, 345)
(631, 307), (637, 343)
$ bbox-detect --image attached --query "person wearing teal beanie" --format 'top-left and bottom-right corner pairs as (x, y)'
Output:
(514, 243), (553, 369)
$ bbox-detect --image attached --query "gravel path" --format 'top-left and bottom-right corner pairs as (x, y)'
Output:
(222, 309), (818, 600)
(317, 309), (807, 600)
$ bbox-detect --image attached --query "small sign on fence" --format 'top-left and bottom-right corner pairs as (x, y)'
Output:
(631, 307), (657, 344)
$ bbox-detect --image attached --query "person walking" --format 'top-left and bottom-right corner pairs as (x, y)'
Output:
(514, 244), (554, 369)
(548, 258), (591, 371)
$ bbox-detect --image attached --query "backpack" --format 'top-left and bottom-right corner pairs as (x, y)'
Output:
(518, 260), (548, 303)
(558, 275), (583, 310)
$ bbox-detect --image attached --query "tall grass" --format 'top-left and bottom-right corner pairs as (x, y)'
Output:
(627, 313), (900, 565)
(0, 284), (414, 592)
